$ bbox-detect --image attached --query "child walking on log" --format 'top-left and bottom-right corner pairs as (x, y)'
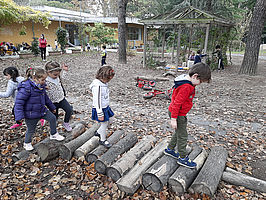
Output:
(90, 66), (115, 148)
(45, 61), (73, 132)
(165, 63), (211, 168)
(15, 67), (65, 151)
(0, 67), (24, 129)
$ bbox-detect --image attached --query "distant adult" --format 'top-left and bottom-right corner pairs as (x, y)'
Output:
(194, 50), (207, 64)
(212, 45), (224, 70)
(39, 34), (47, 61)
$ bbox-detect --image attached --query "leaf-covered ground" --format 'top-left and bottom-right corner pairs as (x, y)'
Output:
(0, 52), (265, 200)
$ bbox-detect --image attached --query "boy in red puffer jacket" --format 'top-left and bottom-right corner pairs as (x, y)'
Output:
(165, 63), (211, 168)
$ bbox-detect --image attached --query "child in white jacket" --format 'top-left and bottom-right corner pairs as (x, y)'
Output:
(90, 66), (115, 148)
(0, 67), (24, 128)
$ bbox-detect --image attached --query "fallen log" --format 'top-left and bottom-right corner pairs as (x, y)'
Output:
(188, 146), (228, 196)
(168, 147), (208, 194)
(222, 167), (266, 193)
(142, 146), (193, 192)
(59, 123), (100, 160)
(116, 138), (169, 195)
(74, 136), (99, 157)
(85, 130), (124, 164)
(94, 132), (138, 174)
(135, 76), (170, 82)
(106, 135), (157, 182)
(12, 122), (86, 162)
(36, 122), (87, 162)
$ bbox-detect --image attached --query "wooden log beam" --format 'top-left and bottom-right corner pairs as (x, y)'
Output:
(142, 146), (193, 192)
(135, 76), (170, 82)
(94, 132), (138, 174)
(85, 130), (124, 164)
(222, 167), (266, 193)
(168, 147), (208, 194)
(188, 146), (228, 196)
(106, 135), (157, 182)
(59, 123), (100, 160)
(116, 138), (169, 195)
(74, 136), (99, 157)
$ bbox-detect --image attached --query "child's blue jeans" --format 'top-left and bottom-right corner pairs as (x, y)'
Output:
(24, 110), (57, 143)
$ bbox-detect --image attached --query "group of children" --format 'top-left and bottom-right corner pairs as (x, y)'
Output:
(1, 50), (211, 168)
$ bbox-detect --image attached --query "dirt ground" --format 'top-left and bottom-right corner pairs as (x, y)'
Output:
(0, 52), (265, 199)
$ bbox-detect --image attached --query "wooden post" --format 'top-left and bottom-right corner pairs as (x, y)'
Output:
(203, 23), (210, 63)
(188, 24), (194, 60)
(189, 146), (228, 196)
(59, 123), (100, 160)
(116, 138), (169, 195)
(168, 148), (208, 194)
(222, 167), (266, 193)
(171, 25), (177, 63)
(94, 133), (138, 174)
(143, 24), (147, 68)
(85, 130), (124, 164)
(106, 135), (157, 182)
(161, 27), (166, 60)
(142, 146), (193, 192)
(176, 25), (181, 71)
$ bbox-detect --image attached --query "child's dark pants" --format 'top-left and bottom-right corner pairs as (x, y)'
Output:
(168, 111), (188, 158)
(101, 57), (106, 66)
(53, 98), (73, 123)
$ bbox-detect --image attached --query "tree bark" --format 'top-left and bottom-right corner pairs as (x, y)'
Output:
(106, 135), (157, 182)
(239, 0), (266, 75)
(222, 167), (266, 193)
(116, 138), (169, 195)
(189, 146), (228, 196)
(168, 148), (208, 194)
(85, 130), (124, 164)
(59, 123), (100, 160)
(142, 146), (194, 192)
(94, 132), (138, 174)
(118, 0), (128, 64)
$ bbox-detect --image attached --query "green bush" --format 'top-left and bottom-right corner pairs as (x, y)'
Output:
(31, 37), (39, 56)
(56, 27), (67, 52)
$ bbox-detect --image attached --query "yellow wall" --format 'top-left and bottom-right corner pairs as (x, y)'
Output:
(0, 20), (144, 49)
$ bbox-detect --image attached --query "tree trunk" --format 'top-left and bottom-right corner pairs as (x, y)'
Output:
(142, 146), (193, 192)
(116, 138), (169, 195)
(222, 167), (266, 193)
(85, 130), (124, 164)
(94, 132), (138, 174)
(239, 0), (266, 75)
(118, 0), (128, 64)
(168, 148), (208, 194)
(59, 123), (100, 160)
(189, 146), (228, 196)
(106, 135), (157, 182)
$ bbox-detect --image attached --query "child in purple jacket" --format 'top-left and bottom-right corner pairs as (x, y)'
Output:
(14, 67), (65, 151)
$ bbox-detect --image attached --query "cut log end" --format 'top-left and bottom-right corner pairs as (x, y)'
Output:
(188, 184), (212, 196)
(59, 145), (72, 160)
(74, 149), (85, 158)
(95, 160), (107, 174)
(142, 173), (163, 192)
(36, 143), (49, 161)
(106, 167), (122, 182)
(85, 154), (98, 164)
(168, 179), (185, 194)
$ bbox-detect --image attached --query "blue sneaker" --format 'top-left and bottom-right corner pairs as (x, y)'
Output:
(164, 148), (180, 159)
(177, 156), (197, 168)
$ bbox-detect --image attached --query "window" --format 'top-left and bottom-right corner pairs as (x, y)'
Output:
(128, 27), (141, 41)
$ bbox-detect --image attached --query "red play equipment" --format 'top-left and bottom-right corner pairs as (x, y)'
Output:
(136, 77), (156, 90)
(143, 88), (173, 100)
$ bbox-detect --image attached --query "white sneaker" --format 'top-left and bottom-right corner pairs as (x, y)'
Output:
(24, 143), (34, 151)
(50, 132), (65, 141)
(63, 122), (72, 132)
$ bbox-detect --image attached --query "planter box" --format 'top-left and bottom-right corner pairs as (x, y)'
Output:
(49, 51), (62, 56)
(19, 52), (35, 59)
(136, 48), (144, 52)
(72, 49), (81, 54)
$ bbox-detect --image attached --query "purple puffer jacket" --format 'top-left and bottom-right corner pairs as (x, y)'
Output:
(14, 79), (56, 121)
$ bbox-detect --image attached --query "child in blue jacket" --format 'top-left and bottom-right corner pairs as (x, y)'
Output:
(15, 67), (65, 151)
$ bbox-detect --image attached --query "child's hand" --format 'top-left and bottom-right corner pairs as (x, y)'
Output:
(61, 63), (69, 71)
(98, 116), (104, 121)
(170, 118), (177, 129)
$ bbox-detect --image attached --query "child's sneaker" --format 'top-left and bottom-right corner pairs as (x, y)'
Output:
(50, 132), (65, 141)
(177, 156), (197, 169)
(99, 140), (112, 148)
(94, 131), (100, 137)
(164, 147), (180, 159)
(9, 123), (22, 129)
(23, 143), (34, 151)
(40, 119), (46, 126)
(63, 122), (72, 132)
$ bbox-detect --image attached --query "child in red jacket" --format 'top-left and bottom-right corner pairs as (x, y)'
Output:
(165, 63), (211, 168)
